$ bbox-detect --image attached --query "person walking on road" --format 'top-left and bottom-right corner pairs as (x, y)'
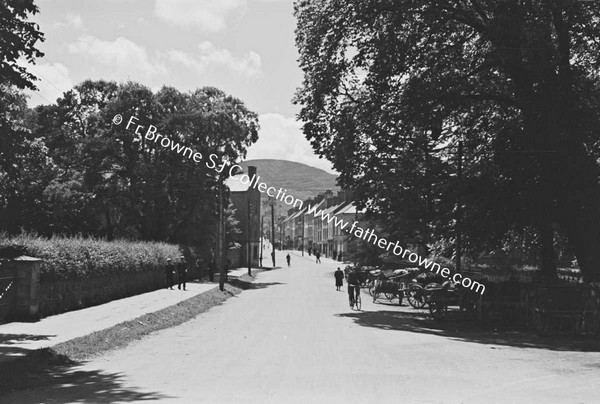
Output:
(271, 251), (276, 267)
(177, 255), (188, 290)
(347, 267), (360, 307)
(286, 253), (291, 267)
(165, 258), (175, 289)
(334, 267), (344, 291)
(315, 251), (321, 264)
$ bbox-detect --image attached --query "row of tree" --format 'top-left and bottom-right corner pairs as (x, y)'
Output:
(0, 1), (257, 256)
(294, 0), (600, 282)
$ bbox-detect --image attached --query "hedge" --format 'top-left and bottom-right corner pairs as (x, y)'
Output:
(0, 233), (181, 281)
(0, 233), (184, 316)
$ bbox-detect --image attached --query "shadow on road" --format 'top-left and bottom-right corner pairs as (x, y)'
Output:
(0, 333), (55, 362)
(336, 310), (600, 352)
(0, 349), (170, 403)
(228, 279), (285, 291)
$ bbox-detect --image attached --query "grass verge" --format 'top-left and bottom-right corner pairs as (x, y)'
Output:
(52, 283), (243, 360)
(0, 281), (248, 396)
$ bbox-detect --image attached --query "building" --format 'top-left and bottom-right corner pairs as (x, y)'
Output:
(225, 166), (261, 268)
(282, 189), (362, 260)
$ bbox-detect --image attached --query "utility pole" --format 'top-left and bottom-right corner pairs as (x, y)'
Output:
(218, 177), (225, 291)
(280, 222), (283, 251)
(247, 199), (252, 276)
(259, 216), (264, 267)
(456, 139), (463, 274)
(270, 197), (275, 267)
(301, 212), (305, 256)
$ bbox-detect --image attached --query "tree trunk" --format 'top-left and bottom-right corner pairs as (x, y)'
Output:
(538, 220), (557, 282)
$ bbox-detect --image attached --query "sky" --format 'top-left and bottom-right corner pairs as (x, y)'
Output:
(24, 0), (336, 174)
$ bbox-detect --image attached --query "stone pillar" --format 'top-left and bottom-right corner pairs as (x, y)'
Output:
(13, 256), (42, 321)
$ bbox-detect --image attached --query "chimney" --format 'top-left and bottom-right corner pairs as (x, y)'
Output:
(248, 165), (257, 179)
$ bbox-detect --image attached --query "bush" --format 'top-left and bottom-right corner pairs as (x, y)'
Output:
(0, 233), (184, 317)
(0, 233), (180, 281)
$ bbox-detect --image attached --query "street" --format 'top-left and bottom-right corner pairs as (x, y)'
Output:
(4, 252), (599, 404)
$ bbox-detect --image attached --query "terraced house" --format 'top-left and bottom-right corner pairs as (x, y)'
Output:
(282, 189), (362, 259)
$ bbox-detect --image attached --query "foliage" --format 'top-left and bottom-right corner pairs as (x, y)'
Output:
(1, 80), (257, 255)
(0, 232), (180, 281)
(0, 0), (45, 89)
(294, 0), (600, 281)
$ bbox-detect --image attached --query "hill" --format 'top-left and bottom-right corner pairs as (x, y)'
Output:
(239, 159), (338, 218)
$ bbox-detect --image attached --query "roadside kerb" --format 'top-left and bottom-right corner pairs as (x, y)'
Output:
(0, 281), (218, 363)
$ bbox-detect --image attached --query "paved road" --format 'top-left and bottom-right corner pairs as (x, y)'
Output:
(4, 252), (599, 403)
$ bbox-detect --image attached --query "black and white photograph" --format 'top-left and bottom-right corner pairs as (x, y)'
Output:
(1, 0), (600, 403)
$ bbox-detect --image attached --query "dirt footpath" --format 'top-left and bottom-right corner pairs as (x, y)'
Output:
(3, 252), (599, 404)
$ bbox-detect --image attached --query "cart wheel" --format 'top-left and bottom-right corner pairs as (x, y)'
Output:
(408, 287), (426, 309)
(534, 310), (549, 337)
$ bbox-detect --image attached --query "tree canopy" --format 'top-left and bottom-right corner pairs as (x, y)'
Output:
(0, 0), (44, 89)
(294, 0), (600, 281)
(1, 80), (259, 253)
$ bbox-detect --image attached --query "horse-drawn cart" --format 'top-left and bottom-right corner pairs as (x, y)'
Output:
(424, 282), (480, 320)
(532, 284), (600, 336)
(372, 278), (404, 304)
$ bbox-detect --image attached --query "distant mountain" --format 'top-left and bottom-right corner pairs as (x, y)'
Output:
(239, 159), (338, 217)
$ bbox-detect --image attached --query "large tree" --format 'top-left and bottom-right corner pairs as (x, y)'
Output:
(27, 80), (259, 249)
(294, 0), (600, 281)
(0, 0), (44, 89)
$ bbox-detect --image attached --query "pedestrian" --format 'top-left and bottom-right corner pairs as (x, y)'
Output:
(177, 255), (188, 290)
(335, 267), (344, 291)
(315, 251), (321, 264)
(338, 252), (342, 262)
(208, 259), (215, 282)
(271, 251), (276, 267)
(286, 253), (291, 267)
(165, 258), (175, 289)
(195, 258), (202, 280)
(333, 250), (337, 262)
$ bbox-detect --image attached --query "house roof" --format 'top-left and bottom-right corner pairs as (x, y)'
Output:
(336, 202), (364, 215)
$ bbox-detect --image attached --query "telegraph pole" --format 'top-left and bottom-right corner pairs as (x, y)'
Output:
(218, 177), (225, 291)
(270, 197), (276, 267)
(301, 212), (305, 256)
(456, 139), (463, 273)
(259, 216), (264, 267)
(247, 199), (252, 276)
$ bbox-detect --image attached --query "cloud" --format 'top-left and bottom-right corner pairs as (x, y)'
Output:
(67, 35), (167, 81)
(20, 61), (74, 107)
(50, 13), (83, 30)
(165, 41), (261, 78)
(154, 0), (246, 32)
(246, 113), (336, 174)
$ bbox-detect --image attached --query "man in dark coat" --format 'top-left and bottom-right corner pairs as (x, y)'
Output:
(286, 253), (291, 267)
(177, 255), (188, 290)
(208, 259), (215, 282)
(165, 258), (175, 290)
(334, 267), (344, 291)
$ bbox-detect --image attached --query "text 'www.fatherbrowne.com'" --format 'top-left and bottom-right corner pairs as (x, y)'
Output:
(113, 113), (485, 294)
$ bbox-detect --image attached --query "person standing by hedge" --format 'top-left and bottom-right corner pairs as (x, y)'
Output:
(334, 267), (344, 291)
(177, 255), (188, 290)
(165, 258), (175, 290)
